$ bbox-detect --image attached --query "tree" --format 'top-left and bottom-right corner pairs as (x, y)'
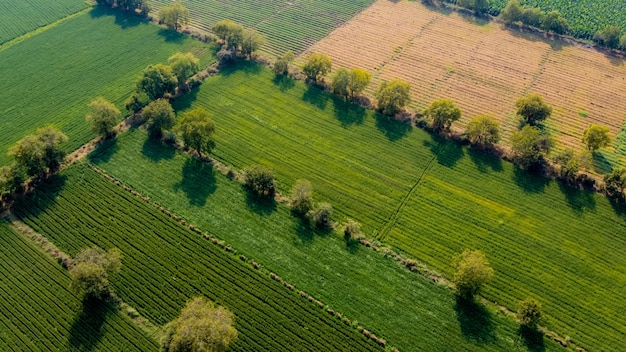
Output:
(125, 91), (150, 114)
(604, 168), (626, 198)
(541, 11), (569, 34)
(518, 299), (543, 329)
(330, 68), (350, 98)
(553, 149), (591, 182)
(620, 33), (626, 49)
(159, 0), (189, 30)
(347, 68), (372, 99)
(465, 115), (500, 147)
(511, 125), (554, 169)
(520, 8), (543, 27)
(456, 0), (488, 13)
(342, 219), (361, 241)
(137, 64), (178, 100)
(308, 202), (333, 228)
(594, 26), (622, 49)
(273, 51), (295, 76)
(168, 52), (200, 91)
(289, 179), (313, 215)
(243, 165), (276, 198)
(240, 29), (266, 58)
(86, 97), (120, 138)
(515, 93), (552, 125)
(117, 0), (150, 14)
(425, 99), (461, 131)
(375, 79), (411, 116)
(8, 126), (68, 179)
(0, 165), (25, 199)
(499, 0), (523, 23)
(452, 249), (494, 298)
(582, 124), (611, 152)
(69, 246), (121, 299)
(176, 108), (216, 157)
(143, 99), (176, 138)
(161, 296), (237, 352)
(302, 53), (332, 82)
(212, 20), (243, 43)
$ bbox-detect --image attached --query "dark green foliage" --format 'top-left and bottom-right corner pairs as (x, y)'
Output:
(143, 99), (176, 138)
(168, 52), (200, 90)
(308, 202), (333, 228)
(510, 125), (554, 169)
(87, 97), (120, 138)
(515, 93), (552, 125)
(465, 115), (500, 147)
(604, 168), (626, 198)
(553, 149), (591, 182)
(244, 165), (276, 198)
(125, 91), (151, 114)
(521, 7), (544, 27)
(594, 26), (622, 48)
(176, 108), (216, 157)
(240, 29), (266, 58)
(499, 0), (523, 22)
(8, 126), (68, 179)
(137, 64), (178, 101)
(331, 68), (350, 98)
(273, 51), (295, 76)
(517, 299), (543, 329)
(541, 11), (569, 34)
(70, 246), (122, 299)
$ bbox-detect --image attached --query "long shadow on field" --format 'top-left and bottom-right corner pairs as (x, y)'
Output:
(591, 151), (613, 175)
(173, 158), (216, 206)
(425, 136), (464, 168)
(220, 61), (262, 78)
(375, 114), (411, 141)
(558, 182), (596, 215)
(272, 75), (296, 92)
(302, 85), (330, 110)
(172, 88), (200, 114)
(517, 325), (546, 352)
(454, 297), (496, 344)
(469, 147), (503, 173)
(158, 29), (185, 43)
(505, 24), (570, 52)
(67, 297), (111, 351)
(513, 167), (550, 194)
(245, 191), (277, 216)
(12, 174), (67, 220)
(142, 137), (175, 162)
(333, 99), (366, 127)
(89, 6), (145, 29)
(293, 217), (332, 247)
(88, 137), (119, 164)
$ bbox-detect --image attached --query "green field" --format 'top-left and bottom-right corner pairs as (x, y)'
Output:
(151, 0), (375, 56)
(85, 128), (562, 351)
(0, 7), (215, 166)
(0, 221), (158, 351)
(0, 0), (87, 45)
(102, 62), (624, 350)
(13, 165), (383, 352)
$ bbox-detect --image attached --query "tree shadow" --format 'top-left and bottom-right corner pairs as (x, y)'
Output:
(141, 137), (175, 162)
(11, 174), (67, 219)
(171, 87), (200, 112)
(293, 218), (314, 246)
(219, 60), (263, 78)
(173, 158), (216, 206)
(513, 167), (551, 194)
(422, 135), (464, 168)
(504, 24), (570, 52)
(88, 6), (145, 29)
(244, 191), (277, 216)
(88, 137), (119, 164)
(302, 85), (330, 110)
(344, 236), (360, 254)
(608, 196), (626, 218)
(517, 325), (546, 352)
(468, 147), (503, 173)
(272, 75), (296, 92)
(454, 297), (496, 344)
(67, 297), (111, 351)
(375, 114), (411, 141)
(557, 182), (596, 215)
(333, 99), (366, 127)
(158, 28), (185, 43)
(591, 152), (614, 175)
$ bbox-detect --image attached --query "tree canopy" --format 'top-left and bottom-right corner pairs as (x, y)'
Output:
(465, 115), (500, 147)
(240, 28), (266, 58)
(212, 20), (244, 45)
(518, 299), (543, 329)
(330, 68), (350, 98)
(604, 168), (626, 198)
(69, 246), (122, 299)
(168, 52), (200, 90)
(375, 79), (411, 116)
(425, 98), (461, 131)
(511, 125), (554, 169)
(541, 11), (569, 34)
(515, 93), (552, 125)
(137, 64), (178, 100)
(159, 0), (189, 30)
(86, 97), (120, 138)
(302, 53), (332, 82)
(289, 179), (313, 215)
(594, 26), (622, 49)
(8, 125), (68, 179)
(452, 249), (494, 299)
(347, 68), (371, 99)
(176, 108), (216, 157)
(582, 124), (611, 152)
(309, 202), (333, 228)
(143, 99), (176, 138)
(244, 165), (276, 198)
(273, 51), (295, 76)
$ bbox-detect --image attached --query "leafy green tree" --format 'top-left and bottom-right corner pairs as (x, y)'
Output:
(86, 97), (120, 138)
(518, 299), (543, 329)
(176, 108), (216, 157)
(582, 124), (611, 152)
(375, 79), (411, 116)
(452, 249), (494, 299)
(499, 0), (523, 23)
(331, 68), (350, 98)
(342, 219), (361, 241)
(143, 99), (176, 138)
(117, 0), (150, 14)
(511, 125), (554, 169)
(302, 53), (332, 82)
(69, 246), (122, 299)
(161, 296), (237, 352)
(308, 202), (333, 228)
(211, 20), (244, 51)
(168, 52), (200, 91)
(620, 33), (626, 49)
(521, 7), (543, 27)
(125, 91), (150, 114)
(0, 165), (25, 199)
(515, 93), (552, 125)
(604, 168), (626, 198)
(594, 26), (622, 49)
(137, 64), (178, 100)
(8, 126), (68, 179)
(241, 29), (266, 58)
(244, 165), (276, 198)
(425, 98), (461, 131)
(553, 149), (591, 182)
(347, 68), (372, 99)
(159, 0), (189, 30)
(456, 0), (488, 13)
(541, 11), (569, 34)
(273, 51), (295, 76)
(465, 115), (500, 146)
(289, 179), (313, 215)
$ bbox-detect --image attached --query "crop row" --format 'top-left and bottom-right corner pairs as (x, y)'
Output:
(0, 222), (157, 351)
(13, 165), (382, 352)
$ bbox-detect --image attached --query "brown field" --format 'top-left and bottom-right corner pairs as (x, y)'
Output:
(302, 0), (626, 162)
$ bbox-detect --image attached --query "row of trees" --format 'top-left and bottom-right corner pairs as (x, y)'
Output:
(499, 0), (569, 34)
(593, 26), (626, 50)
(212, 20), (266, 62)
(95, 0), (150, 16)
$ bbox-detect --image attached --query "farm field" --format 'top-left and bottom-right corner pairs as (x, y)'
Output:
(0, 0), (87, 45)
(151, 0), (376, 56)
(13, 165), (383, 352)
(93, 64), (626, 350)
(0, 7), (215, 166)
(303, 0), (626, 168)
(0, 221), (158, 351)
(84, 129), (560, 351)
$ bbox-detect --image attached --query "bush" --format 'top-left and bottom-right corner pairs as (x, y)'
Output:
(342, 219), (361, 240)
(69, 246), (122, 299)
(518, 298), (543, 329)
(217, 48), (237, 67)
(604, 168), (626, 198)
(308, 202), (333, 228)
(289, 179), (313, 215)
(244, 165), (276, 198)
(452, 249), (494, 298)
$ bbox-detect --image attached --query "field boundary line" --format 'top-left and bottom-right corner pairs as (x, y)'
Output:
(523, 49), (553, 94)
(0, 7), (92, 54)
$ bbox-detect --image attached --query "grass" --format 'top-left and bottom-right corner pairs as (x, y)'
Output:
(0, 221), (158, 351)
(86, 128), (562, 351)
(0, 0), (87, 45)
(13, 165), (383, 352)
(94, 62), (625, 350)
(0, 6), (215, 166)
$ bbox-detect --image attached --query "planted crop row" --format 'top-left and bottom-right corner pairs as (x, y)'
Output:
(13, 165), (382, 352)
(0, 222), (157, 351)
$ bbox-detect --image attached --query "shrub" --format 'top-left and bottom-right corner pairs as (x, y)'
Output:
(342, 219), (361, 240)
(308, 202), (333, 228)
(452, 249), (494, 298)
(289, 179), (313, 215)
(604, 168), (626, 198)
(69, 246), (122, 299)
(518, 298), (543, 329)
(244, 165), (276, 198)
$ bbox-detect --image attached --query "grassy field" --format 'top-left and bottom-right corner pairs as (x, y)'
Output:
(85, 128), (562, 351)
(0, 7), (215, 166)
(13, 165), (383, 352)
(0, 0), (87, 45)
(94, 63), (626, 350)
(151, 0), (375, 56)
(0, 221), (158, 351)
(304, 0), (626, 170)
